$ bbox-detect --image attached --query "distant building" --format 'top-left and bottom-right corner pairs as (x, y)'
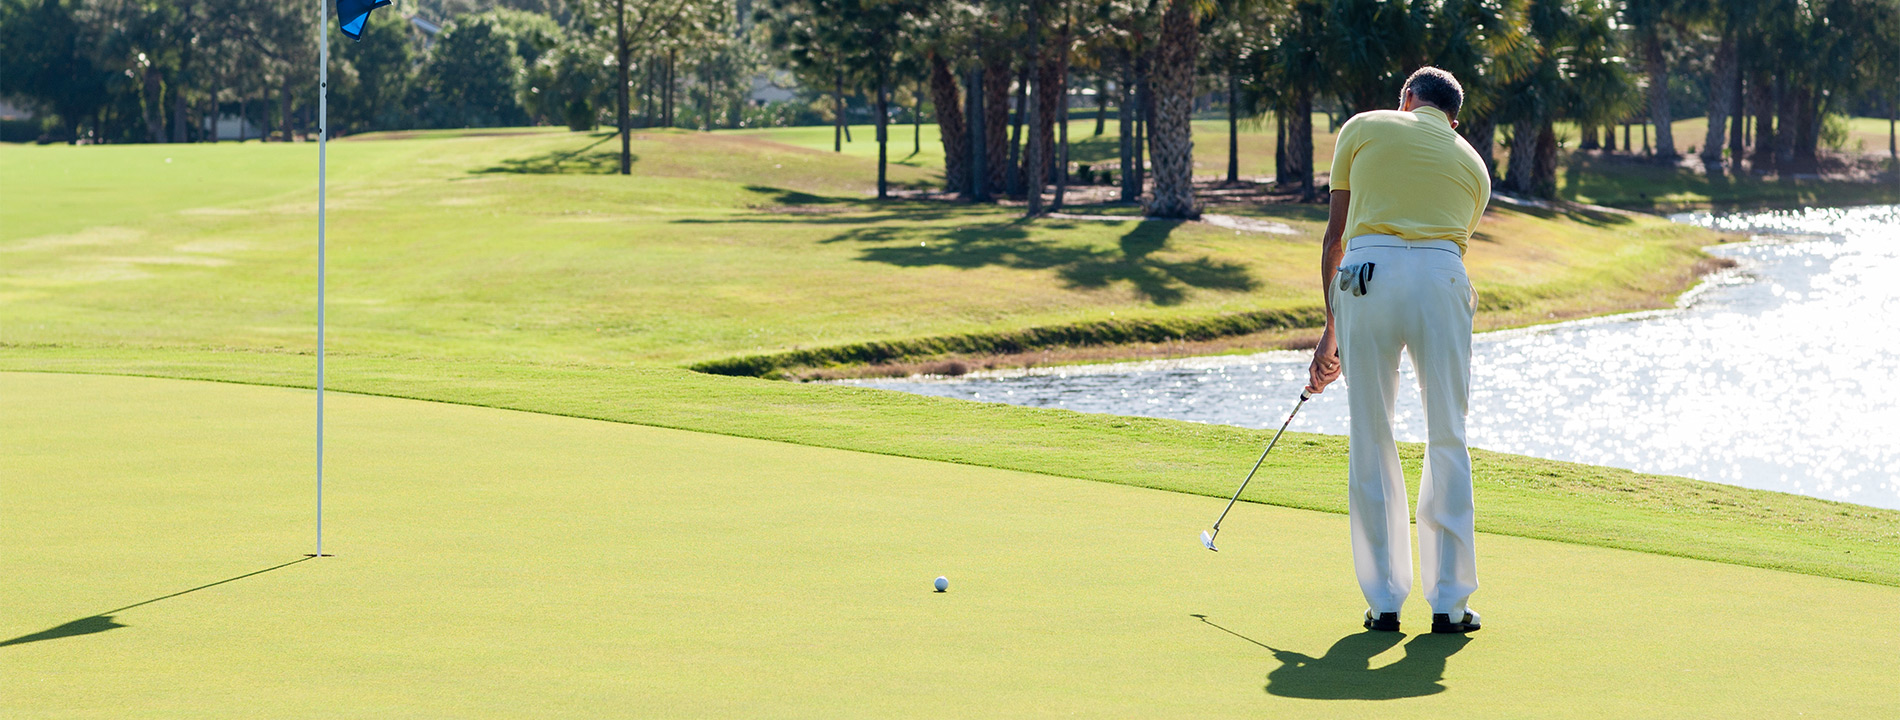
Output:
(0, 98), (32, 121)
(747, 73), (798, 105)
(205, 114), (267, 141)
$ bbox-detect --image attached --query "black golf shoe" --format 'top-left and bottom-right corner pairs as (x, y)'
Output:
(1363, 610), (1400, 632)
(1431, 610), (1482, 634)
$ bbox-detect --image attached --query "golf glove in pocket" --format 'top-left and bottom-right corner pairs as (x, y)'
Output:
(1337, 262), (1376, 297)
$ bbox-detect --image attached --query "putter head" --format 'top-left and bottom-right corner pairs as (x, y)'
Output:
(1200, 530), (1218, 552)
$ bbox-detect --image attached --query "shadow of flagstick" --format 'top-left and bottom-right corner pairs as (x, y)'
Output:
(0, 557), (315, 649)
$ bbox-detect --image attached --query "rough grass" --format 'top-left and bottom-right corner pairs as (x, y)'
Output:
(1, 130), (1734, 372)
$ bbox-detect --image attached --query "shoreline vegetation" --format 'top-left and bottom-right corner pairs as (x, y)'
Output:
(4, 127), (1897, 589)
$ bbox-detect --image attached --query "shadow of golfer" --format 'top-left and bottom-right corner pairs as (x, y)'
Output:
(0, 557), (312, 649)
(1192, 614), (1470, 700)
(1264, 631), (1469, 700)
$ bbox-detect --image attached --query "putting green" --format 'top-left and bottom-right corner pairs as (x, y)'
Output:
(4, 372), (1895, 718)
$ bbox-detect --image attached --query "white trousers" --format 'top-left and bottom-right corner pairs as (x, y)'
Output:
(1333, 235), (1478, 618)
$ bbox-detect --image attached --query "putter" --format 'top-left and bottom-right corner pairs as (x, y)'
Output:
(1200, 391), (1311, 552)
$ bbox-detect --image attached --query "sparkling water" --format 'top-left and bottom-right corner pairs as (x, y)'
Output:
(847, 205), (1900, 509)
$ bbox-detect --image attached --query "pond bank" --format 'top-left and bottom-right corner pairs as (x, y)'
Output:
(697, 198), (1741, 380)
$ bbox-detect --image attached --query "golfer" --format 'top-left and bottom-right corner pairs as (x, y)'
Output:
(1305, 67), (1490, 635)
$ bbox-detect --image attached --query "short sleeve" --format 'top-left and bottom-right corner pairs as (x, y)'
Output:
(1330, 117), (1359, 191)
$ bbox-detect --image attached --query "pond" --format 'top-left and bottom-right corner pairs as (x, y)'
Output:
(847, 204), (1900, 510)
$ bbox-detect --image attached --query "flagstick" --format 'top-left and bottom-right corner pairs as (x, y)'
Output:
(313, 0), (330, 558)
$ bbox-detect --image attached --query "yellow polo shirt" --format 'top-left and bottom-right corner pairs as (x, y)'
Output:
(1329, 106), (1491, 254)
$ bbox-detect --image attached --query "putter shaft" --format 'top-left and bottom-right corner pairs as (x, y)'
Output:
(1206, 392), (1310, 543)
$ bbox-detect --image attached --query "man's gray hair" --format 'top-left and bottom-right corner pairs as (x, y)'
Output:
(1402, 67), (1464, 118)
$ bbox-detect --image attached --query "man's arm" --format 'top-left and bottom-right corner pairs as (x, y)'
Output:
(1306, 189), (1351, 394)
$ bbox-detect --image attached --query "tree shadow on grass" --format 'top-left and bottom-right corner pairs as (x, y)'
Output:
(1192, 613), (1470, 700)
(472, 133), (627, 175)
(827, 217), (1257, 305)
(663, 186), (965, 226)
(0, 557), (312, 649)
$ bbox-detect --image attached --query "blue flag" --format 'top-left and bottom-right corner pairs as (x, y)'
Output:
(337, 0), (393, 41)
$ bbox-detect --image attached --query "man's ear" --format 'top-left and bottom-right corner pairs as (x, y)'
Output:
(1450, 119), (1460, 129)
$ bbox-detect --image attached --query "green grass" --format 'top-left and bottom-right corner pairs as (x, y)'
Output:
(5, 129), (1896, 590)
(0, 129), (1729, 372)
(6, 372), (1896, 717)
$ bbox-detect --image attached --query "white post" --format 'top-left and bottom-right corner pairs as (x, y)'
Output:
(315, 0), (329, 558)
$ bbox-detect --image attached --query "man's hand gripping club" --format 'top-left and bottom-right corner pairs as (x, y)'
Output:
(1307, 189), (1351, 396)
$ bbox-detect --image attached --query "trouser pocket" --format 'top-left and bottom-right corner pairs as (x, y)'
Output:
(1337, 262), (1376, 297)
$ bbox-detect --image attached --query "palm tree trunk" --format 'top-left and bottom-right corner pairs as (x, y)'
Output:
(1226, 68), (1239, 183)
(965, 67), (990, 201)
(1119, 55), (1138, 202)
(1274, 109), (1287, 185)
(1752, 71), (1776, 167)
(172, 0), (193, 143)
(1464, 115), (1496, 180)
(1035, 26), (1068, 188)
(1774, 78), (1797, 172)
(986, 56), (1013, 196)
(1024, 1), (1046, 216)
(1790, 87), (1820, 174)
(1701, 29), (1736, 171)
(1506, 116), (1538, 194)
(1644, 32), (1676, 158)
(930, 54), (968, 193)
(1007, 60), (1029, 197)
(1051, 23), (1072, 195)
(143, 67), (167, 142)
(1288, 91), (1314, 199)
(665, 50), (676, 127)
(1056, 73), (1071, 209)
(1144, 0), (1197, 218)
(616, 1), (631, 174)
(1728, 68), (1746, 170)
(1532, 121), (1558, 199)
(279, 74), (293, 142)
(876, 62), (890, 200)
(1134, 53), (1149, 193)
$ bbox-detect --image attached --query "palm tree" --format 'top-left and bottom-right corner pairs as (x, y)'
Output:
(1324, 0), (1429, 116)
(1499, 0), (1633, 198)
(1427, 0), (1534, 179)
(1271, 0), (1327, 200)
(1623, 0), (1694, 159)
(1144, 0), (1199, 217)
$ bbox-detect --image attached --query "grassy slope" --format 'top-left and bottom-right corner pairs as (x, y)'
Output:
(6, 373), (1896, 718)
(3, 132), (1897, 587)
(0, 130), (1724, 369)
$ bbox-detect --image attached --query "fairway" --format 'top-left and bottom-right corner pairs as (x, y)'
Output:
(5, 372), (1895, 718)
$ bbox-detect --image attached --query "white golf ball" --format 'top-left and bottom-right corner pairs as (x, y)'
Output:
(934, 576), (949, 592)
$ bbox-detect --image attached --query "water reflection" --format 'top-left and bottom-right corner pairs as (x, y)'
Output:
(847, 205), (1900, 509)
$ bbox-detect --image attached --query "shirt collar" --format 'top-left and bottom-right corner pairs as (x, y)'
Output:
(1413, 106), (1451, 124)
